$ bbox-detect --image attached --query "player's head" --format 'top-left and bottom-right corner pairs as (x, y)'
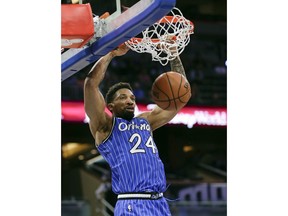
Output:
(105, 82), (135, 120)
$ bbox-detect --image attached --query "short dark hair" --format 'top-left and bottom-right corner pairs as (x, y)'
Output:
(105, 82), (133, 104)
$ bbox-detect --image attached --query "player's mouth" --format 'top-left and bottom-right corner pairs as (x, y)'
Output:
(125, 106), (134, 112)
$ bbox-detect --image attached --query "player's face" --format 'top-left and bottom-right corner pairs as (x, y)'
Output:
(110, 88), (136, 120)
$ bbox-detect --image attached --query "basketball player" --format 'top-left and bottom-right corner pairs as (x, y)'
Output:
(84, 43), (190, 215)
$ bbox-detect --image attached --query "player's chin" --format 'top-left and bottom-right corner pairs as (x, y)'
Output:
(122, 110), (135, 121)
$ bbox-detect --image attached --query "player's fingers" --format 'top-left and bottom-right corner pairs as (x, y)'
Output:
(118, 43), (130, 51)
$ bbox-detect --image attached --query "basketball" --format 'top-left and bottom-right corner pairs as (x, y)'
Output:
(151, 71), (191, 111)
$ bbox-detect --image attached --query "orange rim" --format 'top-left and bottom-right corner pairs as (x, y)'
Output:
(128, 36), (177, 44)
(158, 16), (177, 23)
(157, 16), (194, 28)
(127, 16), (194, 44)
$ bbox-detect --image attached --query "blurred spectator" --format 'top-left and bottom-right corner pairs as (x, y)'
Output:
(133, 82), (146, 102)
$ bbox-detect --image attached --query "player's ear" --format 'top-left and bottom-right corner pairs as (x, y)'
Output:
(107, 103), (114, 112)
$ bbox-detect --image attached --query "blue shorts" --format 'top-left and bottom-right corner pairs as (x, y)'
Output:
(114, 198), (171, 216)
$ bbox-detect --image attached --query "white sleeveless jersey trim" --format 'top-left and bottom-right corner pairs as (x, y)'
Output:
(95, 117), (116, 147)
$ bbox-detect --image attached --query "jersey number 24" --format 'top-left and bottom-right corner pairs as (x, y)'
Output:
(129, 133), (157, 154)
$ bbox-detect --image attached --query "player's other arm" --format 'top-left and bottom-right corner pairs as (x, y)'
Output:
(139, 56), (191, 130)
(170, 55), (187, 79)
(84, 53), (113, 138)
(84, 44), (130, 138)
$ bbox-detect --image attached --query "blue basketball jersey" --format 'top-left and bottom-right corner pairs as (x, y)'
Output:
(97, 117), (167, 194)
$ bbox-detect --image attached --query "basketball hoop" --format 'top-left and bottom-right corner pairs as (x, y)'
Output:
(125, 7), (194, 66)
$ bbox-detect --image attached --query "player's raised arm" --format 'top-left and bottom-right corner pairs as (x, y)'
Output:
(139, 54), (191, 131)
(84, 44), (130, 138)
(170, 54), (187, 79)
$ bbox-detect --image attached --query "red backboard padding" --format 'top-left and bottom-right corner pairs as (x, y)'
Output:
(61, 4), (94, 48)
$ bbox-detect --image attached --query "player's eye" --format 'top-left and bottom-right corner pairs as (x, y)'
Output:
(119, 95), (126, 100)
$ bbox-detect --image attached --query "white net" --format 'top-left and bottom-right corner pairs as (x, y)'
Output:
(125, 7), (194, 66)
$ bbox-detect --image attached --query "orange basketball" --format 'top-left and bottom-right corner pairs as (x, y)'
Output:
(151, 71), (191, 111)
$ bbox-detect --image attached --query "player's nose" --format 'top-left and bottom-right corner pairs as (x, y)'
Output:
(126, 98), (134, 105)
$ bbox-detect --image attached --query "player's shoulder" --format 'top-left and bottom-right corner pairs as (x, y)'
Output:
(136, 112), (150, 122)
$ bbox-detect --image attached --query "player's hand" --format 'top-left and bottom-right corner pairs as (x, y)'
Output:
(111, 43), (130, 57)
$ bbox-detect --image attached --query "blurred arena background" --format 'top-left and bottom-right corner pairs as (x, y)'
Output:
(61, 0), (227, 215)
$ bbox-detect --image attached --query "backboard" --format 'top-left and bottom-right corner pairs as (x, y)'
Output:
(61, 0), (176, 81)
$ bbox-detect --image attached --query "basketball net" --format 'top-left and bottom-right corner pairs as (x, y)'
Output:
(125, 7), (194, 66)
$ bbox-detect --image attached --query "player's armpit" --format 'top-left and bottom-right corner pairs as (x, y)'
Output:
(138, 106), (178, 131)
